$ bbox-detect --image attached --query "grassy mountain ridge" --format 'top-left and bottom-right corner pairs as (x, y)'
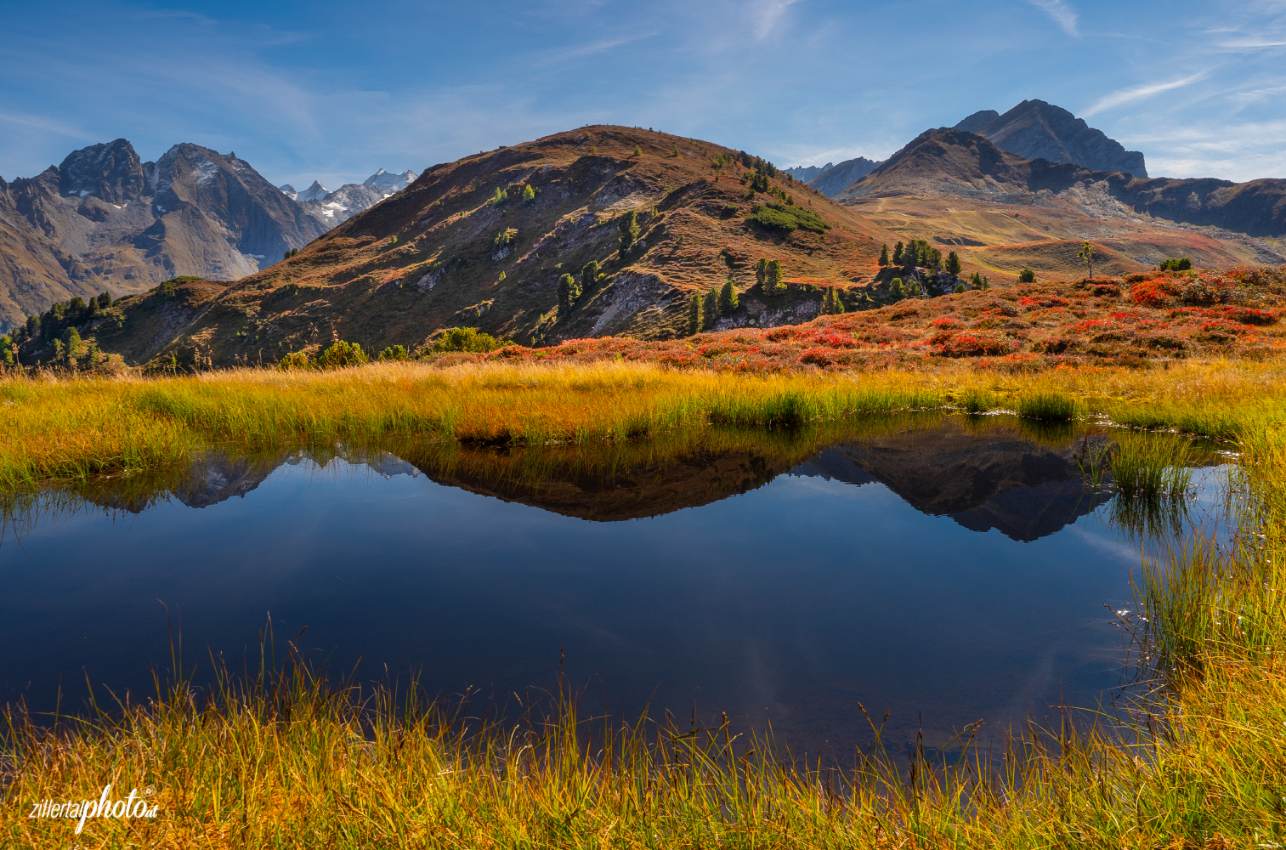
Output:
(87, 126), (905, 367)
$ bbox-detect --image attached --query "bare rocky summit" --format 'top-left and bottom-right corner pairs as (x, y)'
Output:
(956, 100), (1148, 177)
(0, 140), (327, 330)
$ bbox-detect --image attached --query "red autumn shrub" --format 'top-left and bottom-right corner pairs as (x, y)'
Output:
(1222, 307), (1278, 325)
(799, 348), (834, 366)
(933, 333), (1013, 357)
(1130, 279), (1175, 308)
(1018, 295), (1070, 309)
(931, 317), (963, 330)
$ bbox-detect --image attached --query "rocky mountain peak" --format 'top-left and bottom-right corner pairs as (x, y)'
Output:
(954, 110), (1000, 134)
(956, 100), (1148, 177)
(296, 180), (330, 203)
(362, 168), (417, 193)
(57, 138), (145, 204)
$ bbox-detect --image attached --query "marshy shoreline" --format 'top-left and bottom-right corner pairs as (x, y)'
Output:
(2, 357), (1284, 847)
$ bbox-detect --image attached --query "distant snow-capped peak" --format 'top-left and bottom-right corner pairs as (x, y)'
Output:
(295, 180), (330, 203)
(362, 168), (417, 194)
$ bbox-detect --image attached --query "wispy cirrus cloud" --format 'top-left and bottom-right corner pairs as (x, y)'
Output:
(1024, 0), (1079, 37)
(1083, 72), (1207, 117)
(751, 0), (803, 40)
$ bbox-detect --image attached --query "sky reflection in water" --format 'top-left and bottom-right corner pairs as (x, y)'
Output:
(0, 417), (1229, 753)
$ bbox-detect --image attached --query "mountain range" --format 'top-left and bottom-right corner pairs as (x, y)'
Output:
(280, 168), (418, 226)
(75, 126), (901, 368)
(0, 143), (415, 330)
(4, 100), (1286, 352)
(787, 99), (1148, 199)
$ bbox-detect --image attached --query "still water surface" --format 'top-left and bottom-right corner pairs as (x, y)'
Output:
(0, 417), (1226, 753)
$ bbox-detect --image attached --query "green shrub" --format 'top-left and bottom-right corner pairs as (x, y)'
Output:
(1159, 257), (1192, 271)
(431, 327), (508, 353)
(1018, 268), (1037, 283)
(379, 345), (408, 362)
(522, 184), (536, 203)
(745, 203), (828, 234)
(314, 340), (369, 369)
(954, 282), (968, 293)
(278, 351), (310, 370)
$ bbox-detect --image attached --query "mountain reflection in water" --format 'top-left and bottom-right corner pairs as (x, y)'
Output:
(72, 417), (1112, 541)
(2, 416), (1212, 755)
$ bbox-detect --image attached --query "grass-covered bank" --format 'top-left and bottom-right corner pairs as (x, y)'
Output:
(1, 423), (1283, 847)
(2, 357), (1286, 493)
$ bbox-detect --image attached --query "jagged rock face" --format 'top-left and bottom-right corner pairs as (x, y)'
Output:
(0, 140), (327, 329)
(58, 139), (146, 205)
(958, 100), (1149, 178)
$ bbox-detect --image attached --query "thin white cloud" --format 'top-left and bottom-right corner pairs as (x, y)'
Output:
(1217, 37), (1286, 49)
(1083, 72), (1207, 117)
(0, 110), (93, 139)
(752, 0), (803, 40)
(1024, 0), (1079, 37)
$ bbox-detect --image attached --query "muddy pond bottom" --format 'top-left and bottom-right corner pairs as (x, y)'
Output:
(0, 417), (1228, 754)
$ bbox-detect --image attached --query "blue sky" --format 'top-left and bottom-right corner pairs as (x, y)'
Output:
(1, 0), (1283, 188)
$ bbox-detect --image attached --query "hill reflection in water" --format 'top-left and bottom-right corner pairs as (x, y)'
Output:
(2, 416), (1214, 754)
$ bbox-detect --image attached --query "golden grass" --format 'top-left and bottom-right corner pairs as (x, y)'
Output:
(3, 357), (1286, 493)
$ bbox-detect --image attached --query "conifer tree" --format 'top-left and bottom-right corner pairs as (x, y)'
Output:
(946, 251), (962, 275)
(821, 287), (845, 315)
(703, 288), (720, 329)
(893, 242), (904, 265)
(756, 258), (769, 289)
(522, 184), (536, 203)
(766, 259), (785, 295)
(558, 273), (581, 313)
(618, 211), (640, 256)
(718, 278), (739, 313)
(686, 292), (704, 335)
(890, 278), (904, 300)
(879, 244), (890, 267)
(580, 260), (601, 292)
